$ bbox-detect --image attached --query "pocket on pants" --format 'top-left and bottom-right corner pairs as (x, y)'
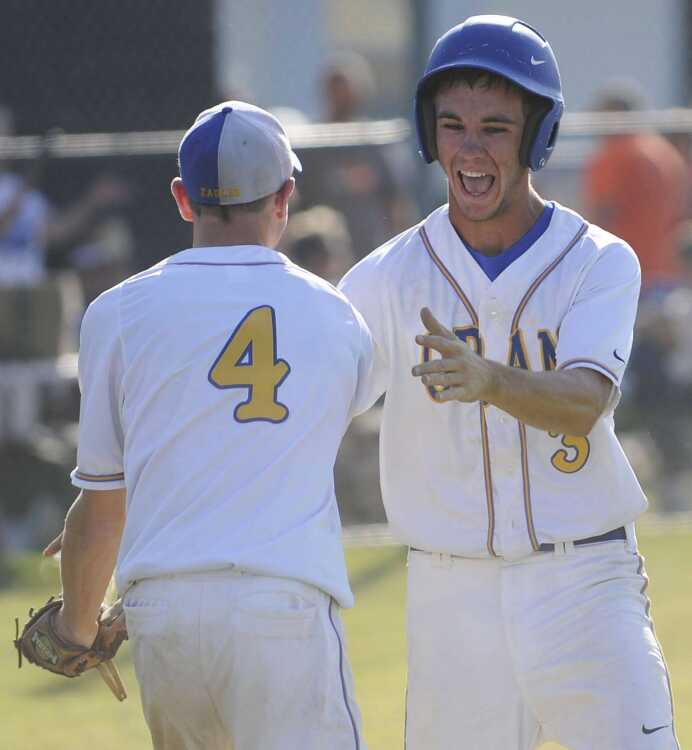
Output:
(122, 596), (169, 637)
(233, 589), (318, 638)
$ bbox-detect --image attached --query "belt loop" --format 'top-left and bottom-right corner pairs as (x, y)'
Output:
(553, 541), (571, 556)
(624, 522), (637, 552)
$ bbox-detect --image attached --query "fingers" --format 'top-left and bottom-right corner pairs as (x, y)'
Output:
(42, 540), (60, 557)
(416, 369), (469, 392)
(420, 307), (454, 338)
(419, 372), (458, 388)
(428, 386), (468, 403)
(412, 354), (471, 397)
(414, 309), (482, 404)
(42, 532), (63, 557)
(412, 358), (458, 376)
(96, 660), (127, 702)
(415, 334), (460, 357)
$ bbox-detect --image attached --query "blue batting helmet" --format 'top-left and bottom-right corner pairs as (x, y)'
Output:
(415, 15), (564, 171)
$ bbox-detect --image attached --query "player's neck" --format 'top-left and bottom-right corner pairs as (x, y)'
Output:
(449, 189), (545, 257)
(191, 217), (277, 250)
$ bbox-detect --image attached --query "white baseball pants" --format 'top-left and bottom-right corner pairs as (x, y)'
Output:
(123, 570), (366, 750)
(405, 532), (679, 750)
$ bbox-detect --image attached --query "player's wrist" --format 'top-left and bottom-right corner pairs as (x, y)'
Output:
(480, 359), (502, 404)
(54, 605), (98, 648)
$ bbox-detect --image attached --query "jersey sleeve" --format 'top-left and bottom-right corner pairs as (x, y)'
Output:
(339, 258), (390, 409)
(556, 240), (640, 407)
(70, 288), (126, 490)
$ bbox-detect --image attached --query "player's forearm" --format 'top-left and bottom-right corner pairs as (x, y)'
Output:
(483, 364), (609, 436)
(59, 489), (126, 642)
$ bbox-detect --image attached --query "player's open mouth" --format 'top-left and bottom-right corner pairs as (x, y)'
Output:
(458, 170), (495, 198)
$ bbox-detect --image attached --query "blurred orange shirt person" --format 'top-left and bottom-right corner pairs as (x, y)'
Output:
(584, 132), (687, 289)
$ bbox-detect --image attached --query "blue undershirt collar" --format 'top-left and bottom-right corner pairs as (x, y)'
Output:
(463, 201), (554, 282)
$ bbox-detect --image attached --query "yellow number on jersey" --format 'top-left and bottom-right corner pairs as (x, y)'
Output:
(548, 432), (590, 473)
(209, 305), (290, 423)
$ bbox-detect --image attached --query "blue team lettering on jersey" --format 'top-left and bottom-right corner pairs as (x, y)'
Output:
(508, 330), (530, 370)
(537, 330), (557, 371)
(420, 327), (554, 373)
(420, 324), (590, 472)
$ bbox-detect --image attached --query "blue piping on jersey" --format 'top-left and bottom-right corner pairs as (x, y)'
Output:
(328, 598), (361, 749)
(169, 261), (284, 267)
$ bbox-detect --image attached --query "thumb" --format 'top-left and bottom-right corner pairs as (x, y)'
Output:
(420, 307), (454, 338)
(42, 531), (63, 557)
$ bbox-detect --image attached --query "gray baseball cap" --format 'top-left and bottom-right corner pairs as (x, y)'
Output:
(178, 100), (302, 206)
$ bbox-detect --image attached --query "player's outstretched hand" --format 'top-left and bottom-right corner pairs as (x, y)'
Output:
(412, 307), (496, 403)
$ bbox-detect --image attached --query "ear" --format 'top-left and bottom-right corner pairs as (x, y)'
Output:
(273, 178), (295, 218)
(171, 177), (194, 222)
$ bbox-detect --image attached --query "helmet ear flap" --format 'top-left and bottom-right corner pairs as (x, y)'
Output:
(519, 97), (551, 169)
(416, 84), (438, 163)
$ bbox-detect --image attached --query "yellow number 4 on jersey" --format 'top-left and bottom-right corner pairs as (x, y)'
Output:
(209, 305), (290, 423)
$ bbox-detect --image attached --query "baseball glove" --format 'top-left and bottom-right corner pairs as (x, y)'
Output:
(13, 596), (128, 701)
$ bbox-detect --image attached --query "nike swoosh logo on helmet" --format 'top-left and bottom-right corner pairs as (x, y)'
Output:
(531, 56), (546, 66)
(642, 724), (668, 735)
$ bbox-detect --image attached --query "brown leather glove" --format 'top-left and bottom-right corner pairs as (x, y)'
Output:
(14, 596), (128, 701)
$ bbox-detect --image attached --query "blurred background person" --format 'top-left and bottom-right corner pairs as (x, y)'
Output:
(43, 173), (134, 306)
(283, 204), (354, 283)
(0, 106), (133, 562)
(582, 80), (689, 293)
(0, 109), (133, 293)
(0, 170), (132, 293)
(321, 51), (377, 123)
(622, 220), (692, 512)
(283, 204), (385, 524)
(0, 107), (52, 287)
(302, 53), (417, 258)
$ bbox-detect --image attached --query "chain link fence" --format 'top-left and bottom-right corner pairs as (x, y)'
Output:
(1, 0), (215, 135)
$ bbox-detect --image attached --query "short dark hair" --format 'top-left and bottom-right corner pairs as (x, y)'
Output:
(189, 193), (272, 222)
(430, 68), (542, 119)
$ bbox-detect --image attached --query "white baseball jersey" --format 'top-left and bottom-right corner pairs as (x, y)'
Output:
(339, 201), (647, 559)
(71, 244), (373, 607)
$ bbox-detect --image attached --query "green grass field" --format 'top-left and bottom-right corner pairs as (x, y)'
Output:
(3, 529), (691, 750)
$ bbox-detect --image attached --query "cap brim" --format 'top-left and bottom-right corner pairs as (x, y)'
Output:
(291, 151), (303, 173)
